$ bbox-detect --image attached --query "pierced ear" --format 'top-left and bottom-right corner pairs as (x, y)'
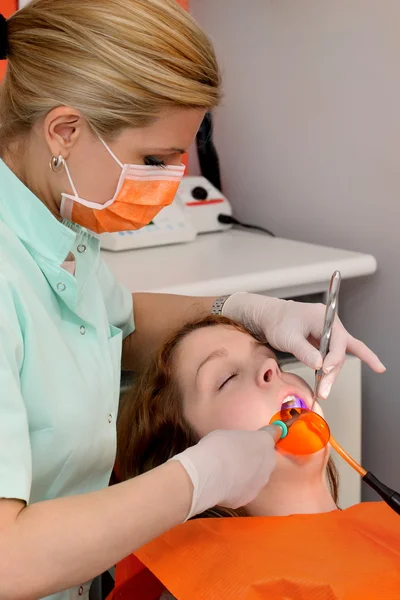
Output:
(44, 107), (84, 159)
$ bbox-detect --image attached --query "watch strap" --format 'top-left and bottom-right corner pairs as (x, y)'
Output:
(211, 295), (230, 315)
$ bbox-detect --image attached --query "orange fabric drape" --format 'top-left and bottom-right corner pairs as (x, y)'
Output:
(0, 0), (17, 81)
(109, 502), (400, 600)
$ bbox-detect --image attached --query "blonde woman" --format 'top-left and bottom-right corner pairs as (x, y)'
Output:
(0, 2), (384, 599)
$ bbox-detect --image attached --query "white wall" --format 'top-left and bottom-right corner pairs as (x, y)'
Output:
(190, 0), (400, 498)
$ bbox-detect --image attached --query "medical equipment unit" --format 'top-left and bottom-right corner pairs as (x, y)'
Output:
(99, 175), (233, 251)
(270, 270), (400, 516)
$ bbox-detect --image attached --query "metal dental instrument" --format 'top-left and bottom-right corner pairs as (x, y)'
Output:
(311, 271), (342, 412)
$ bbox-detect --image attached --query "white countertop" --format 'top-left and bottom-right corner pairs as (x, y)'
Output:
(101, 229), (377, 298)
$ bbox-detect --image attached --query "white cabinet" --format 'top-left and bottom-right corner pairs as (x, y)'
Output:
(283, 355), (362, 509)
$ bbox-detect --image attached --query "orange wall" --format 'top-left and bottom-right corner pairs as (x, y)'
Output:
(0, 0), (17, 80)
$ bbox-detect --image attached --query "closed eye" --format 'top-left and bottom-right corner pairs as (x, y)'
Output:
(144, 155), (166, 168)
(219, 372), (238, 390)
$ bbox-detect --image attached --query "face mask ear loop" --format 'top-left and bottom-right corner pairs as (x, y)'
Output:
(63, 161), (80, 200)
(98, 136), (124, 169)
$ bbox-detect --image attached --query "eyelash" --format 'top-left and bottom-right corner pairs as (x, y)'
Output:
(144, 156), (166, 168)
(217, 356), (282, 391)
(219, 371), (239, 390)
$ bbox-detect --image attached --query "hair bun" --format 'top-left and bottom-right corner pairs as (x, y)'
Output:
(0, 14), (9, 61)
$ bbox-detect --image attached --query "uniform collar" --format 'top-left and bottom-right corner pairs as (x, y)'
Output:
(0, 158), (77, 264)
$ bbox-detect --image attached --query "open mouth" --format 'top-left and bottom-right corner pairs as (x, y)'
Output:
(281, 395), (307, 411)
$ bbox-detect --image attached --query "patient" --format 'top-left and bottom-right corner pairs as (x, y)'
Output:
(113, 316), (400, 600)
(118, 315), (339, 517)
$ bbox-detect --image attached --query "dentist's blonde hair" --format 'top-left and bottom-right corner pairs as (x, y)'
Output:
(0, 0), (220, 149)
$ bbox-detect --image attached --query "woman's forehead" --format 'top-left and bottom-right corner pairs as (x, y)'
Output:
(176, 325), (275, 364)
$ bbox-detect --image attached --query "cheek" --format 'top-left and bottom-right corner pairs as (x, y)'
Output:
(187, 393), (272, 437)
(166, 154), (184, 166)
(313, 402), (325, 420)
(66, 143), (122, 204)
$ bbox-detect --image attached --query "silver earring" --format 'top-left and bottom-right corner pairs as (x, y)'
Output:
(49, 154), (65, 173)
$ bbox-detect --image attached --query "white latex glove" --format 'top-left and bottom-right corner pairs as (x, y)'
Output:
(170, 425), (281, 520)
(222, 292), (385, 399)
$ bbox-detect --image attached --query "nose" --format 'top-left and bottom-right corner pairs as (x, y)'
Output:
(258, 358), (281, 387)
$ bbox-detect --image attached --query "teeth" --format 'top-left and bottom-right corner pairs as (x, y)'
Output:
(281, 395), (307, 411)
(282, 395), (297, 406)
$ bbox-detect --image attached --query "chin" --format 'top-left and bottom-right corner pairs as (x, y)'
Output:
(275, 444), (329, 472)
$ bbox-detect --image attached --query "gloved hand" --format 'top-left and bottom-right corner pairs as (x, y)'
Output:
(170, 425), (281, 520)
(222, 292), (385, 399)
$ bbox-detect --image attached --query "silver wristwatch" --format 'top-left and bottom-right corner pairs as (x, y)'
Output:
(211, 295), (230, 315)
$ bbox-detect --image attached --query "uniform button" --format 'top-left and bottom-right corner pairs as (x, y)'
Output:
(108, 414), (113, 423)
(77, 244), (87, 253)
(57, 282), (66, 292)
(78, 586), (84, 596)
(80, 325), (86, 335)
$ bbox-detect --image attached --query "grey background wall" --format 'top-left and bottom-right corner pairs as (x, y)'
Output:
(190, 0), (400, 498)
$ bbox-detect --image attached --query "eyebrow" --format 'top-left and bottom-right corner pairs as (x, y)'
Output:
(196, 348), (228, 382)
(146, 147), (186, 155)
(195, 340), (276, 383)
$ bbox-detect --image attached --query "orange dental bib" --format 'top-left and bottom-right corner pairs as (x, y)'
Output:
(109, 502), (400, 600)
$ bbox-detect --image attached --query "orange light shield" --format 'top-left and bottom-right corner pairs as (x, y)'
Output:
(270, 407), (330, 455)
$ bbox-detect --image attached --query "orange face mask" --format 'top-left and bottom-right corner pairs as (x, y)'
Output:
(60, 138), (185, 234)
